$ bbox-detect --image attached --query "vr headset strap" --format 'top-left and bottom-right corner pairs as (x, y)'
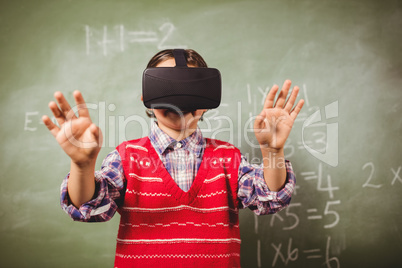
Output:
(173, 49), (187, 67)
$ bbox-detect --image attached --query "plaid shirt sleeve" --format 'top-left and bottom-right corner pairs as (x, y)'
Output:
(60, 150), (126, 222)
(237, 154), (296, 215)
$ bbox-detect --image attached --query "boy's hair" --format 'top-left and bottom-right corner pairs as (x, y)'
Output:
(145, 49), (208, 118)
(146, 49), (208, 68)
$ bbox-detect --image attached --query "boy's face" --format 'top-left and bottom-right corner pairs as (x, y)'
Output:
(145, 58), (207, 136)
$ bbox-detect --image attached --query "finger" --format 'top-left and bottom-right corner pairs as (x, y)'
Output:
(48, 101), (66, 126)
(54, 91), (77, 120)
(284, 86), (300, 112)
(263, 85), (279, 109)
(42, 115), (60, 137)
(274, 80), (292, 108)
(90, 123), (103, 146)
(290, 99), (305, 120)
(73, 90), (91, 118)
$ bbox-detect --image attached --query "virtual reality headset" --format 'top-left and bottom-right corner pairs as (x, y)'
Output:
(142, 49), (221, 111)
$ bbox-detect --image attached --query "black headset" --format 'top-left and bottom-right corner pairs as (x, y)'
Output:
(142, 49), (221, 111)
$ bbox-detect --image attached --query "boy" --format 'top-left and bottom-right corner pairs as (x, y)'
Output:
(42, 49), (304, 267)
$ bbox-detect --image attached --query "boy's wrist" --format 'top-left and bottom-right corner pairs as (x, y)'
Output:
(71, 158), (97, 170)
(259, 145), (284, 156)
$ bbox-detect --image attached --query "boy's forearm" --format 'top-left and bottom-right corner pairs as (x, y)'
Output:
(261, 147), (287, 192)
(67, 160), (97, 208)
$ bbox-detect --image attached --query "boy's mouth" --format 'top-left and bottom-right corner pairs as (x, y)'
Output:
(164, 108), (196, 116)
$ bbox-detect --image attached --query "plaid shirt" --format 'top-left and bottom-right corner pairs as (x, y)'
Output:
(61, 122), (296, 222)
(149, 122), (204, 192)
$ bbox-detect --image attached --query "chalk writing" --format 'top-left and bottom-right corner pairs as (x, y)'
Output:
(270, 200), (340, 230)
(391, 166), (401, 185)
(24, 112), (40, 131)
(362, 162), (402, 188)
(302, 101), (339, 167)
(85, 22), (187, 56)
(301, 163), (339, 199)
(244, 83), (342, 265)
(270, 203), (301, 230)
(271, 237), (298, 266)
(271, 236), (339, 268)
(362, 162), (382, 188)
(322, 200), (341, 229)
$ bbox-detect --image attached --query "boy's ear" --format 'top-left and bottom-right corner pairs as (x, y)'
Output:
(196, 109), (207, 117)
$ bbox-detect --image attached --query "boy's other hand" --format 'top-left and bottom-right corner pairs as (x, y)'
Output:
(254, 80), (304, 151)
(42, 91), (103, 166)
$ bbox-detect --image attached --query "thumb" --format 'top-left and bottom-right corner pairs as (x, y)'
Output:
(254, 110), (267, 130)
(89, 124), (103, 146)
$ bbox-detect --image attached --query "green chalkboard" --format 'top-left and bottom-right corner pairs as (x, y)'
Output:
(1, 0), (401, 267)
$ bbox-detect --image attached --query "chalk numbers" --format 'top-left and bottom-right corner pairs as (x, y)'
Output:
(245, 84), (343, 267)
(323, 200), (341, 229)
(266, 160), (401, 267)
(362, 162), (401, 188)
(271, 236), (339, 268)
(362, 162), (382, 188)
(85, 22), (187, 56)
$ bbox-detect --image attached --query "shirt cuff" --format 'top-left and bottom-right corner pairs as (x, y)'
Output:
(254, 160), (296, 215)
(60, 172), (116, 222)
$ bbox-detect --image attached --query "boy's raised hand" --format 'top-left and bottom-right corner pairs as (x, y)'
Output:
(42, 91), (103, 165)
(254, 80), (304, 151)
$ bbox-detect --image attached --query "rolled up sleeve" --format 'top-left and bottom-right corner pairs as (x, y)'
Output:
(60, 150), (126, 222)
(237, 154), (296, 215)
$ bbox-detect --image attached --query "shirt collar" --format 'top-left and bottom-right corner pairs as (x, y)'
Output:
(149, 121), (204, 157)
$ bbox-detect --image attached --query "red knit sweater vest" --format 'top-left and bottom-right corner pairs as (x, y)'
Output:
(115, 137), (241, 268)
